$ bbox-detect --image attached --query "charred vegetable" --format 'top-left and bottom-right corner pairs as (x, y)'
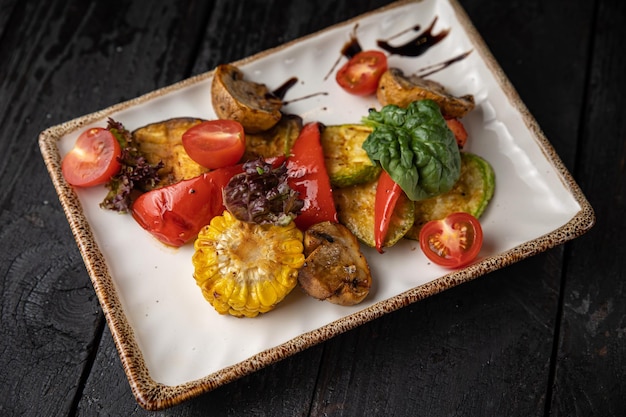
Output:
(376, 67), (475, 119)
(131, 164), (244, 247)
(192, 211), (305, 318)
(100, 119), (164, 212)
(320, 124), (381, 188)
(298, 221), (372, 306)
(223, 158), (303, 226)
(405, 152), (495, 239)
(242, 114), (302, 161)
(333, 178), (414, 248)
(132, 117), (209, 187)
(211, 64), (283, 133)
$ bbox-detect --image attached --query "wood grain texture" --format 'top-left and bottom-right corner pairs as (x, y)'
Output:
(549, 0), (626, 415)
(0, 0), (623, 415)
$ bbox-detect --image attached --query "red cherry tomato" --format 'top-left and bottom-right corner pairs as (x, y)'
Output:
(182, 119), (245, 169)
(336, 50), (388, 96)
(286, 122), (338, 230)
(131, 164), (244, 247)
(419, 212), (483, 268)
(61, 127), (122, 187)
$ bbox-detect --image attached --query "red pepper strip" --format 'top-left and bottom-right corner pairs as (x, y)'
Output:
(374, 170), (403, 253)
(445, 118), (468, 148)
(131, 163), (244, 247)
(287, 122), (338, 231)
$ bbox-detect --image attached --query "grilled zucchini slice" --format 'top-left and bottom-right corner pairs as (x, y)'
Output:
(320, 124), (381, 188)
(132, 117), (209, 187)
(404, 152), (495, 240)
(333, 178), (415, 249)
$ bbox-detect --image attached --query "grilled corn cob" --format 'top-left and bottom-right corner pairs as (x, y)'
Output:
(192, 211), (305, 318)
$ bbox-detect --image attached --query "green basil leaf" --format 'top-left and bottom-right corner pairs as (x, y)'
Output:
(362, 100), (461, 201)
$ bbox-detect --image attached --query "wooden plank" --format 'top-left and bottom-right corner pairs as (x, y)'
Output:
(0, 0), (211, 415)
(76, 325), (324, 415)
(0, 1), (107, 415)
(190, 0), (399, 73)
(550, 0), (626, 415)
(309, 256), (561, 416)
(308, 0), (595, 414)
(0, 0), (18, 35)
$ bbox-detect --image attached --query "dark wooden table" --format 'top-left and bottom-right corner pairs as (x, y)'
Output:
(2, 0), (624, 415)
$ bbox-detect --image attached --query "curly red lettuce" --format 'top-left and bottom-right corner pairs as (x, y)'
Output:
(223, 158), (303, 226)
(100, 118), (163, 212)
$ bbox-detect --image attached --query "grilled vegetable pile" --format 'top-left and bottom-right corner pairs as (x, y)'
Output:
(60, 60), (495, 317)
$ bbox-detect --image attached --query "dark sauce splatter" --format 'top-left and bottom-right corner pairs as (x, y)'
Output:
(324, 24), (362, 81)
(325, 17), (456, 81)
(289, 16), (467, 108)
(377, 17), (449, 57)
(272, 77), (298, 100)
(272, 77), (328, 106)
(415, 49), (473, 77)
(282, 91), (328, 106)
(341, 24), (363, 59)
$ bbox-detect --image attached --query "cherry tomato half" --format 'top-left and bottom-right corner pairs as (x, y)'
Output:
(419, 212), (483, 268)
(336, 50), (388, 96)
(182, 119), (245, 169)
(61, 127), (122, 187)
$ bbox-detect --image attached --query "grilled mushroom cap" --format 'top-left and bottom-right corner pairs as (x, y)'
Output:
(211, 64), (283, 133)
(298, 221), (372, 306)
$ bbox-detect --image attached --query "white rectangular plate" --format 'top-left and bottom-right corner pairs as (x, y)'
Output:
(39, 0), (594, 410)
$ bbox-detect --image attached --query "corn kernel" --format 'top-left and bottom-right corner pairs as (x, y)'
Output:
(192, 211), (304, 317)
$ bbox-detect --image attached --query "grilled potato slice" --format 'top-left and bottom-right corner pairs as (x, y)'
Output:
(333, 178), (415, 249)
(132, 117), (209, 187)
(320, 124), (381, 188)
(211, 64), (283, 133)
(377, 67), (475, 119)
(404, 152), (495, 239)
(242, 114), (303, 160)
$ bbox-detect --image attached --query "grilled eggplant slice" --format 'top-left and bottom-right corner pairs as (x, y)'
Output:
(333, 178), (415, 249)
(211, 64), (283, 133)
(320, 124), (381, 188)
(242, 114), (303, 160)
(299, 221), (372, 306)
(377, 67), (475, 119)
(132, 117), (209, 187)
(404, 152), (495, 239)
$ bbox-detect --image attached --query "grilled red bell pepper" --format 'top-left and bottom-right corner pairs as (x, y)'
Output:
(287, 122), (338, 231)
(131, 164), (244, 247)
(445, 118), (468, 148)
(374, 169), (403, 253)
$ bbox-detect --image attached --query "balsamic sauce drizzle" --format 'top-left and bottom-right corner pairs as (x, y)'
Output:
(282, 91), (329, 106)
(414, 49), (473, 77)
(284, 16), (469, 108)
(272, 77), (298, 100)
(272, 76), (328, 107)
(377, 17), (449, 57)
(324, 24), (362, 81)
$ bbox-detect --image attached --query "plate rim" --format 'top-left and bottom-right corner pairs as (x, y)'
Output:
(38, 0), (595, 410)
